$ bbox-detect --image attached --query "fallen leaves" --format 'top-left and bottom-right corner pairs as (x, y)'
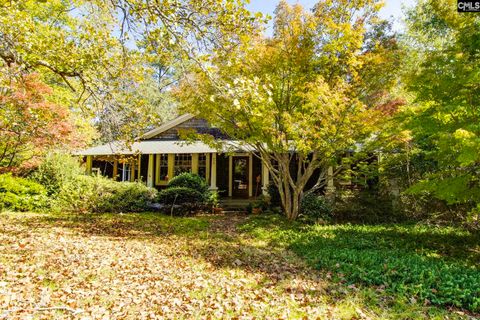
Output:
(0, 212), (374, 319)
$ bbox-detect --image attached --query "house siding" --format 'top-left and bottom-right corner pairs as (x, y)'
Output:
(147, 118), (228, 141)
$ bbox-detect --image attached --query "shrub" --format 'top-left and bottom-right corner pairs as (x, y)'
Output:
(157, 187), (208, 216)
(0, 174), (48, 211)
(246, 196), (270, 214)
(158, 173), (214, 215)
(255, 195), (270, 210)
(268, 183), (281, 207)
(207, 190), (220, 208)
(158, 186), (206, 204)
(56, 175), (157, 213)
(167, 172), (209, 194)
(104, 181), (158, 212)
(31, 152), (83, 196)
(334, 189), (407, 223)
(300, 193), (333, 223)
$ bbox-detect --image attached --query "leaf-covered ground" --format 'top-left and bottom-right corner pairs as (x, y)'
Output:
(0, 212), (476, 319)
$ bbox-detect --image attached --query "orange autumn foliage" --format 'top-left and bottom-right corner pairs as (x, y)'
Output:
(0, 73), (84, 173)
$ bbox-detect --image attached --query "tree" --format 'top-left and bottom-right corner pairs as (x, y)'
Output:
(0, 72), (82, 172)
(177, 0), (398, 220)
(0, 0), (259, 142)
(400, 0), (480, 218)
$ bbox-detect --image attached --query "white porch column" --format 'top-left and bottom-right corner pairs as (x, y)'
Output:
(262, 160), (270, 196)
(147, 154), (154, 187)
(228, 155), (233, 197)
(210, 153), (217, 190)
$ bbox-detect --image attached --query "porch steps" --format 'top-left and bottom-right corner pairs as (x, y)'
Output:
(221, 210), (247, 214)
(219, 198), (255, 213)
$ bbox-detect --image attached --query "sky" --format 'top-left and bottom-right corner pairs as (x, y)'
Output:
(246, 0), (416, 34)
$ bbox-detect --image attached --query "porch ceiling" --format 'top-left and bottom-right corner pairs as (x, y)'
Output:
(75, 140), (254, 156)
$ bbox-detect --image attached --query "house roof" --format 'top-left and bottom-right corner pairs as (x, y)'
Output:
(76, 114), (255, 156)
(75, 140), (253, 156)
(138, 113), (195, 140)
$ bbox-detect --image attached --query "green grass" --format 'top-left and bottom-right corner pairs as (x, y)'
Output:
(240, 214), (480, 314)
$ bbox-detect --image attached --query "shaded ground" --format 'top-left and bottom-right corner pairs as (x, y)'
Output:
(0, 212), (475, 319)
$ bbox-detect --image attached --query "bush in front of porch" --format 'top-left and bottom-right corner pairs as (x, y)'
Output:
(157, 172), (217, 216)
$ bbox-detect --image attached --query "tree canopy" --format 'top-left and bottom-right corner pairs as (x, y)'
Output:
(1, 0), (479, 223)
(394, 0), (480, 219)
(176, 0), (401, 219)
(0, 0), (260, 170)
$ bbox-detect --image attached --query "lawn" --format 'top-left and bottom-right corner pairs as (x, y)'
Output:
(0, 211), (478, 319)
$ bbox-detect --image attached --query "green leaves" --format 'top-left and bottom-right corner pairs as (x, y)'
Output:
(242, 216), (480, 312)
(400, 0), (480, 215)
(1, 0), (260, 144)
(175, 1), (396, 219)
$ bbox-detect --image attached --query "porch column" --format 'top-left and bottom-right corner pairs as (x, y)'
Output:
(167, 154), (175, 181)
(192, 153), (199, 174)
(137, 154), (142, 181)
(130, 159), (136, 182)
(206, 153), (211, 183)
(326, 166), (336, 194)
(113, 159), (118, 181)
(86, 155), (92, 175)
(248, 153), (253, 198)
(228, 155), (233, 197)
(262, 160), (270, 196)
(210, 153), (217, 190)
(147, 154), (154, 187)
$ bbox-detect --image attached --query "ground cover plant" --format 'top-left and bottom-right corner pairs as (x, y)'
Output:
(240, 215), (480, 314)
(0, 211), (476, 319)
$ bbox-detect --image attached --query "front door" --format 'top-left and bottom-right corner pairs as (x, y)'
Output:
(232, 156), (249, 198)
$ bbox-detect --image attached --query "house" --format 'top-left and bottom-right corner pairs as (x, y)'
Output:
(77, 114), (273, 199)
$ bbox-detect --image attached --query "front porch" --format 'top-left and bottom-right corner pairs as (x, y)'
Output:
(83, 150), (270, 199)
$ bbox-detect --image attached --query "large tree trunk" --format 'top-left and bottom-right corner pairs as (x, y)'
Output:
(276, 181), (303, 220)
(272, 154), (309, 220)
(258, 149), (333, 221)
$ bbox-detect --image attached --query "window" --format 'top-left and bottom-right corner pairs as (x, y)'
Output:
(121, 163), (131, 182)
(198, 154), (207, 179)
(174, 154), (192, 175)
(155, 154), (169, 185)
(159, 154), (168, 181)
